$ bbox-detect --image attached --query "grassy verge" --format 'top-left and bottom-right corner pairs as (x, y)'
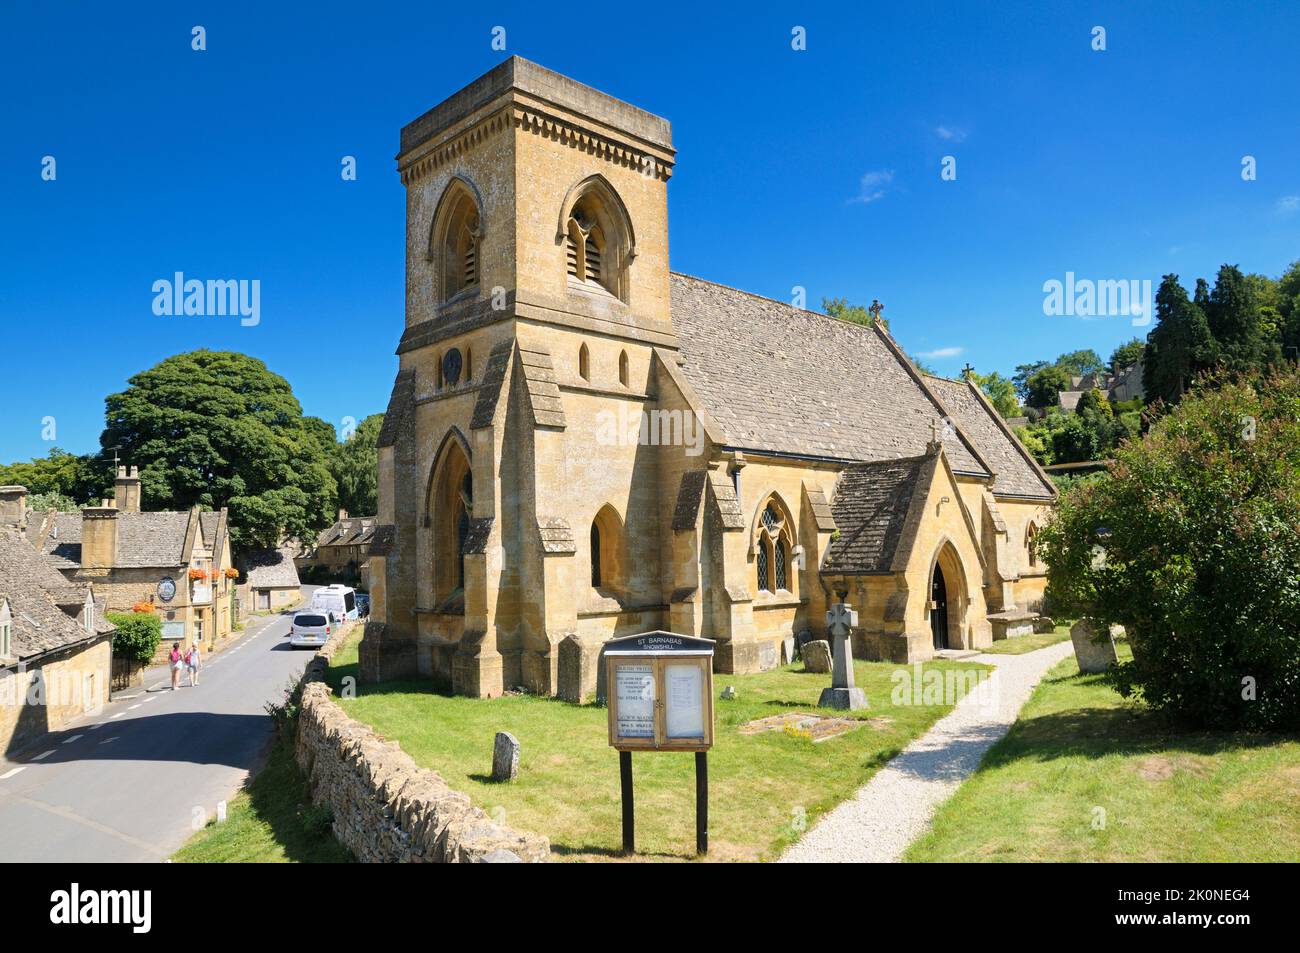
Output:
(173, 738), (353, 863)
(325, 629), (990, 862)
(905, 644), (1300, 861)
(981, 624), (1073, 655)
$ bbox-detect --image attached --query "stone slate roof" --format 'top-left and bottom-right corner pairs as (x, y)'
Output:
(28, 509), (219, 569)
(0, 530), (113, 662)
(244, 548), (301, 590)
(923, 375), (1055, 499)
(316, 517), (377, 548)
(670, 274), (987, 472)
(822, 455), (930, 574)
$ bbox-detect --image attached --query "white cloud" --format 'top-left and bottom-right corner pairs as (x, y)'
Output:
(935, 125), (968, 143)
(851, 169), (895, 204)
(917, 346), (964, 359)
(1278, 195), (1300, 214)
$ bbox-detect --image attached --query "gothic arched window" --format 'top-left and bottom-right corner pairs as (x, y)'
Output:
(753, 497), (796, 596)
(559, 177), (634, 302)
(590, 504), (626, 594)
(428, 435), (473, 606)
(430, 180), (481, 303)
(1026, 522), (1040, 568)
(618, 350), (630, 387)
(578, 342), (591, 382)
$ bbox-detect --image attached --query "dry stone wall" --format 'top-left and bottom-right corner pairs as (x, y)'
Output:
(295, 627), (549, 862)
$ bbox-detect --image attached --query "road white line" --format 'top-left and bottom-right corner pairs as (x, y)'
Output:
(87, 723), (103, 731)
(110, 713), (124, 720)
(99, 737), (118, 745)
(0, 767), (26, 780)
(127, 704), (142, 710)
(32, 750), (55, 762)
(140, 696), (156, 705)
(62, 735), (83, 744)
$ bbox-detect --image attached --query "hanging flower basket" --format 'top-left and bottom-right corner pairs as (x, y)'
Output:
(224, 567), (239, 580)
(188, 568), (208, 582)
(131, 601), (155, 614)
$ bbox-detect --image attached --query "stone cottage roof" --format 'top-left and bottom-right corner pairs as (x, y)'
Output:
(923, 375), (1056, 500)
(26, 508), (225, 569)
(316, 517), (377, 548)
(670, 274), (988, 473)
(244, 548), (301, 590)
(0, 530), (114, 662)
(822, 455), (930, 574)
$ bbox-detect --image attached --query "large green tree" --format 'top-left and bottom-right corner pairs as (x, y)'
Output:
(1025, 364), (1073, 409)
(1144, 274), (1216, 406)
(100, 350), (336, 552)
(1040, 367), (1300, 730)
(327, 413), (384, 517)
(974, 371), (1020, 418)
(0, 448), (109, 505)
(1206, 264), (1279, 372)
(1109, 337), (1145, 372)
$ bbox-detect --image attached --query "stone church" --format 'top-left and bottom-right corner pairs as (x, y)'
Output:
(360, 58), (1056, 699)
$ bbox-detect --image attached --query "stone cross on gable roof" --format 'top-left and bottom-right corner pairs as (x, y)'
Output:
(868, 299), (884, 321)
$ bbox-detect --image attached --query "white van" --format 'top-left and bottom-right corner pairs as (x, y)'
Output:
(310, 585), (358, 623)
(289, 612), (332, 648)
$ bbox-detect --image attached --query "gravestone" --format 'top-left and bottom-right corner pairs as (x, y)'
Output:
(491, 731), (520, 782)
(721, 685), (738, 701)
(818, 604), (868, 710)
(1070, 619), (1118, 674)
(781, 636), (797, 665)
(802, 640), (832, 673)
(1034, 615), (1056, 633)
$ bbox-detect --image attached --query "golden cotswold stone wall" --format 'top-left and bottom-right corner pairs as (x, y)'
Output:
(1, 637), (110, 755)
(295, 630), (549, 862)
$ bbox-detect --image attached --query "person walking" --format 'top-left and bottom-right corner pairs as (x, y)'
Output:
(186, 642), (202, 687)
(169, 642), (182, 691)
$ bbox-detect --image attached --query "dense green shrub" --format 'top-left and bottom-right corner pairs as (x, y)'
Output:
(106, 611), (163, 665)
(1040, 369), (1300, 730)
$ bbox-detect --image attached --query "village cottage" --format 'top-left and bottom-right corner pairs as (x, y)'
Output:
(0, 485), (114, 755)
(25, 467), (235, 661)
(360, 58), (1056, 699)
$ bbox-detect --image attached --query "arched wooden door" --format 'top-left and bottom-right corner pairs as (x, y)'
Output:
(931, 563), (949, 650)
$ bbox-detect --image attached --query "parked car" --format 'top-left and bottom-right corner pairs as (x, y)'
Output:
(289, 612), (332, 648)
(355, 593), (371, 618)
(310, 584), (358, 623)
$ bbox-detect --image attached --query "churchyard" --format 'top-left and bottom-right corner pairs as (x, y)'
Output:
(324, 629), (990, 861)
(905, 641), (1300, 862)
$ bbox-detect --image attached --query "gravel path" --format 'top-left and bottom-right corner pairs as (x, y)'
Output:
(780, 640), (1075, 863)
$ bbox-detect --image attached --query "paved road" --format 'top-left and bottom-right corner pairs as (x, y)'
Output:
(0, 594), (321, 862)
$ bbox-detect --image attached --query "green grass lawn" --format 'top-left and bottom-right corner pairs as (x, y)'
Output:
(173, 739), (353, 863)
(325, 631), (990, 862)
(906, 644), (1300, 862)
(981, 624), (1073, 655)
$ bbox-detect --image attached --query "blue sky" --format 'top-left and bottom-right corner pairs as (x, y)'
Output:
(3, 1), (1298, 462)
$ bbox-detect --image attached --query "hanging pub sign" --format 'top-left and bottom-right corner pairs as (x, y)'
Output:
(603, 630), (716, 856)
(605, 631), (716, 751)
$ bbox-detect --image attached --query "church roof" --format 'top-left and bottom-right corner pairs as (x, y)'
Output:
(922, 375), (1056, 499)
(669, 274), (1053, 500)
(822, 455), (931, 574)
(669, 274), (987, 473)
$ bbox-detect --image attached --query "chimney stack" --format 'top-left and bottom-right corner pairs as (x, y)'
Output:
(0, 485), (28, 531)
(115, 465), (142, 513)
(338, 508), (348, 522)
(81, 499), (120, 571)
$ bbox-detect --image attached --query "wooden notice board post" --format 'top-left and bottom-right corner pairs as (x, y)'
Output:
(604, 631), (715, 856)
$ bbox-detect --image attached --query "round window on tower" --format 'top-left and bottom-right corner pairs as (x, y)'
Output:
(443, 348), (463, 387)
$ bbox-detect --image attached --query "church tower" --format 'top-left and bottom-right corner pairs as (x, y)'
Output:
(363, 58), (679, 697)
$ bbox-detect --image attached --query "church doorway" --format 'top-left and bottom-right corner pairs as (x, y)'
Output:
(930, 563), (949, 650)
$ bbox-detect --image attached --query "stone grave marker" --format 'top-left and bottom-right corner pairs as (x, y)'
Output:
(802, 640), (832, 673)
(1070, 619), (1118, 673)
(492, 730), (520, 782)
